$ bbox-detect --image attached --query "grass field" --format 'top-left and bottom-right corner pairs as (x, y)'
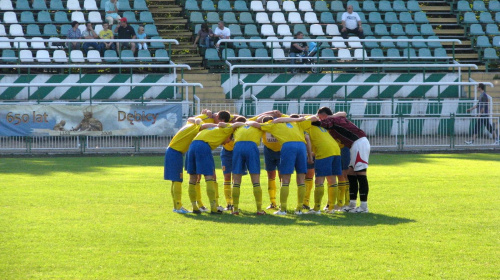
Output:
(1, 153), (499, 279)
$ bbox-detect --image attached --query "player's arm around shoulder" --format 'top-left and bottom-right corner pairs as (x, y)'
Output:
(245, 121), (261, 129)
(200, 123), (217, 130)
(272, 117), (305, 123)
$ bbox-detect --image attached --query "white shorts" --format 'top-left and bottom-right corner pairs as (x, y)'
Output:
(349, 137), (370, 171)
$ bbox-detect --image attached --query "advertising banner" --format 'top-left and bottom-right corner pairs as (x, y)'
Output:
(0, 104), (182, 136)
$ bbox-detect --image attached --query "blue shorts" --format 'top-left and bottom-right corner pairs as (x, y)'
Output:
(341, 146), (350, 171)
(220, 147), (233, 175)
(164, 147), (184, 182)
(232, 141), (260, 174)
(315, 156), (342, 177)
(264, 146), (281, 172)
(279, 141), (307, 175)
(307, 156), (315, 170)
(185, 140), (215, 176)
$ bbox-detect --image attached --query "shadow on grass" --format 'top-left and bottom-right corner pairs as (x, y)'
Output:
(181, 211), (415, 227)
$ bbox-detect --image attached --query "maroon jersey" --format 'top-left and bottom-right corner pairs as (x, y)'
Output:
(319, 117), (366, 148)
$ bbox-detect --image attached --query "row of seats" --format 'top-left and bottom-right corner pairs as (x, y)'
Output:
(0, 36), (167, 49)
(462, 11), (500, 24)
(189, 11), (430, 25)
(1, 49), (170, 63)
(468, 23), (500, 36)
(186, 0), (422, 13)
(0, 23), (159, 37)
(455, 0), (500, 12)
(1, 11), (154, 24)
(474, 36), (500, 48)
(0, 0), (148, 11)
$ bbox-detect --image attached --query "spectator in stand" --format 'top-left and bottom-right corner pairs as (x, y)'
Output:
(67, 21), (82, 50)
(290, 31), (308, 65)
(340, 5), (364, 40)
(136, 26), (148, 50)
(82, 23), (101, 54)
(105, 0), (121, 25)
(99, 22), (116, 52)
(114, 18), (136, 52)
(214, 21), (231, 50)
(193, 23), (214, 49)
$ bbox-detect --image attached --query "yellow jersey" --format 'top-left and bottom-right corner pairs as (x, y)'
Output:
(195, 114), (214, 124)
(259, 120), (311, 144)
(222, 139), (235, 151)
(193, 125), (235, 150)
(168, 122), (201, 153)
(234, 125), (262, 146)
(262, 132), (281, 152)
(306, 125), (341, 159)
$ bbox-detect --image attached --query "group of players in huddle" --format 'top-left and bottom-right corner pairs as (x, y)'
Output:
(164, 107), (371, 215)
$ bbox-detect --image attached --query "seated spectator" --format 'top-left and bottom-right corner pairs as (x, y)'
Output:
(340, 5), (364, 39)
(105, 0), (121, 25)
(193, 23), (214, 49)
(82, 23), (101, 54)
(114, 17), (136, 52)
(99, 22), (116, 52)
(290, 31), (308, 65)
(214, 21), (231, 50)
(136, 26), (148, 50)
(67, 21), (82, 50)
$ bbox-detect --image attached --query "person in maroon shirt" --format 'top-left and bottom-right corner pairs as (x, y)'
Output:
(315, 107), (371, 213)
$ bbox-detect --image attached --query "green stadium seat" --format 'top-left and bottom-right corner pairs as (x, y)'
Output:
(315, 1), (329, 12)
(104, 50), (119, 62)
(220, 48), (235, 60)
(336, 12), (344, 23)
(420, 24), (435, 36)
(418, 48), (432, 61)
(54, 11), (70, 24)
(154, 49), (169, 61)
(249, 37), (265, 49)
(223, 12), (238, 24)
(470, 24), (485, 36)
(293, 24), (309, 36)
(32, 0), (48, 10)
(412, 36), (427, 48)
(370, 48), (384, 60)
(357, 12), (367, 23)
(229, 24), (242, 36)
(385, 12), (399, 24)
(400, 12), (414, 24)
(393, 1), (408, 12)
(21, 11), (36, 24)
(493, 36), (500, 47)
(123, 12), (138, 23)
(37, 11), (52, 23)
(50, 0), (64, 10)
(403, 48), (417, 59)
(134, 0), (149, 11)
(233, 36), (248, 49)
(26, 24), (42, 36)
(185, 0), (200, 11)
(362, 1), (377, 12)
(60, 24), (71, 36)
(369, 12), (383, 24)
(2, 50), (18, 63)
(427, 36), (442, 48)
(234, 0), (249, 12)
(201, 0), (216, 12)
(190, 12), (204, 24)
(238, 48), (252, 58)
(483, 48), (499, 60)
(346, 1), (360, 11)
(374, 24), (389, 36)
(479, 12), (494, 24)
(378, 1), (393, 12)
(396, 36), (409, 48)
(218, 0), (232, 12)
(463, 12), (478, 24)
(331, 1), (344, 12)
(43, 25), (59, 36)
(472, 1), (487, 12)
(255, 48), (270, 59)
(407, 1), (422, 12)
(387, 48), (402, 59)
(118, 0), (132, 11)
(16, 0), (31, 10)
(390, 24), (405, 36)
(205, 48), (219, 60)
(244, 24), (259, 37)
(364, 36), (379, 49)
(490, 1), (500, 12)
(145, 25), (159, 37)
(486, 24), (500, 35)
(380, 36), (395, 48)
(320, 12), (335, 24)
(140, 12), (154, 24)
(434, 48), (448, 59)
(414, 12), (429, 24)
(405, 24), (420, 36)
(362, 24), (373, 36)
(137, 50), (152, 62)
(321, 49), (336, 60)
(476, 36), (492, 48)
(150, 36), (165, 49)
(456, 1), (472, 12)
(206, 12), (220, 24)
(120, 50), (135, 62)
(239, 12), (254, 24)
(496, 12), (500, 23)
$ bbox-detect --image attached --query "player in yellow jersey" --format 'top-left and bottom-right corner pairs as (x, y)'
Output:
(220, 137), (235, 211)
(185, 115), (244, 214)
(164, 117), (216, 214)
(249, 115), (312, 215)
(230, 117), (266, 215)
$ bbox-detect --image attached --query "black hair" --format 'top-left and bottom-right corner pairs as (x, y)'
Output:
(201, 23), (209, 32)
(262, 116), (273, 123)
(317, 106), (333, 115)
(234, 116), (247, 123)
(290, 114), (300, 118)
(217, 111), (231, 122)
(478, 83), (485, 91)
(71, 21), (79, 28)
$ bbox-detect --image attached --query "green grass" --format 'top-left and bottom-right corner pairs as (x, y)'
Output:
(1, 154), (499, 279)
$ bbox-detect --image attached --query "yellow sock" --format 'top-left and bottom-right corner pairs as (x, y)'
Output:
(268, 178), (277, 206)
(253, 183), (263, 211)
(232, 183), (240, 212)
(337, 181), (347, 206)
(345, 184), (350, 206)
(224, 181), (232, 205)
(303, 178), (314, 206)
(188, 183), (199, 211)
(280, 183), (289, 212)
(313, 184), (324, 211)
(173, 181), (183, 210)
(206, 180), (217, 212)
(214, 181), (220, 206)
(296, 184), (306, 211)
(195, 182), (204, 207)
(328, 184), (338, 211)
(170, 182), (175, 208)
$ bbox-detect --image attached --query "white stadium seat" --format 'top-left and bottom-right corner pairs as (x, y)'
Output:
(261, 24), (276, 36)
(282, 36), (293, 49)
(31, 37), (46, 49)
(304, 12), (319, 24)
(331, 36), (347, 48)
(53, 50), (68, 63)
(298, 1), (313, 12)
(71, 12), (86, 23)
(272, 49), (286, 60)
(67, 0), (82, 10)
(4, 11), (18, 24)
(283, 1), (297, 12)
(266, 37), (281, 48)
(86, 50), (102, 62)
(326, 24), (341, 36)
(250, 1), (265, 11)
(354, 49), (369, 60)
(84, 0), (98, 10)
(70, 50), (85, 62)
(36, 50), (51, 63)
(348, 36), (363, 48)
(0, 24), (6, 36)
(277, 24), (292, 36)
(310, 24), (325, 36)
(256, 12), (271, 24)
(88, 11), (103, 23)
(338, 49), (353, 60)
(0, 0), (14, 10)
(272, 12), (287, 24)
(20, 50), (34, 62)
(266, 1), (280, 12)
(0, 37), (11, 49)
(10, 25), (25, 36)
(288, 12), (303, 24)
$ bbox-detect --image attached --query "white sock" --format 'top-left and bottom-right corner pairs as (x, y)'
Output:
(349, 200), (357, 207)
(361, 201), (368, 209)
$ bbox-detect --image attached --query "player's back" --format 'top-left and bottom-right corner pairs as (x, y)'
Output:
(234, 125), (262, 146)
(168, 123), (201, 153)
(193, 125), (234, 150)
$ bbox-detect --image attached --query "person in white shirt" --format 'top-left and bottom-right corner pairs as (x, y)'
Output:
(341, 5), (364, 39)
(214, 21), (232, 49)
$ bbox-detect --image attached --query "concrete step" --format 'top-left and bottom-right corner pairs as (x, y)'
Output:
(454, 53), (479, 59)
(421, 5), (451, 12)
(180, 73), (221, 81)
(434, 28), (465, 35)
(428, 17), (457, 23)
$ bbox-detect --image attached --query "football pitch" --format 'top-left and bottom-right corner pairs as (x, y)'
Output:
(1, 153), (499, 279)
